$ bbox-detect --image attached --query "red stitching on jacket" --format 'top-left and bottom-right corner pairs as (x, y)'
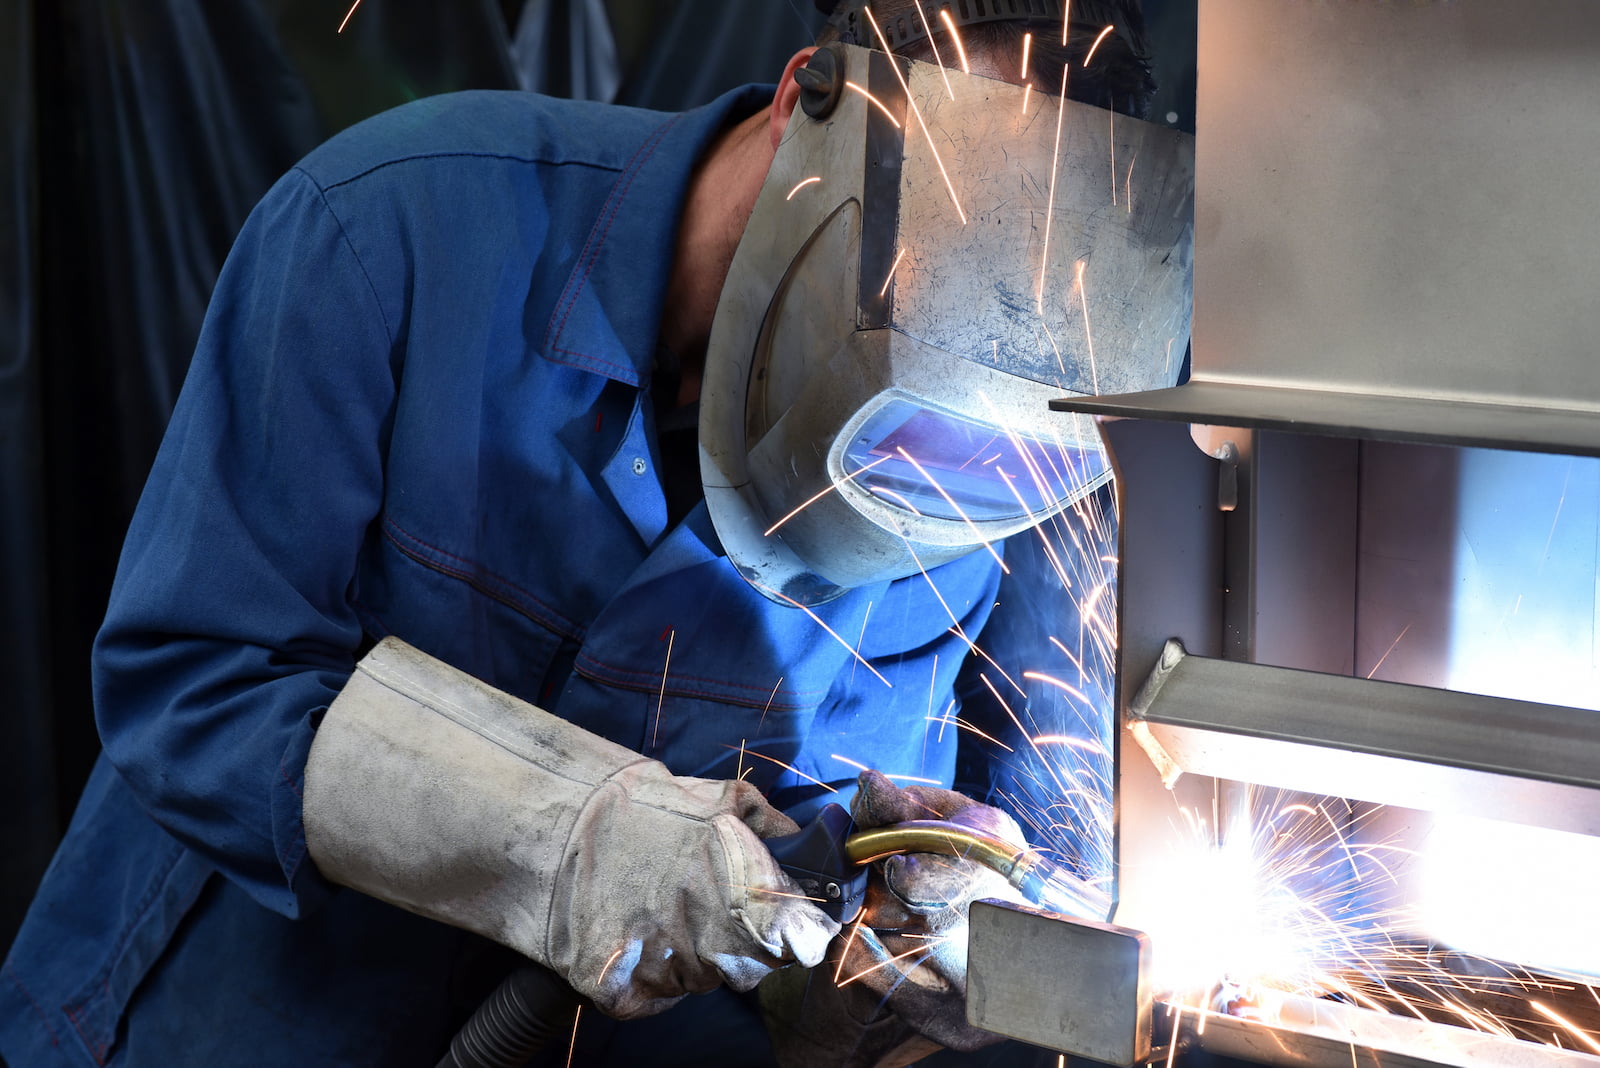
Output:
(3, 961), (61, 1050)
(380, 514), (584, 640)
(64, 999), (104, 1065)
(546, 113), (684, 372)
(60, 843), (190, 1064)
(573, 653), (831, 710)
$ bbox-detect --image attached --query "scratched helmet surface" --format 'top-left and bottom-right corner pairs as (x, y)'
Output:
(700, 21), (1193, 606)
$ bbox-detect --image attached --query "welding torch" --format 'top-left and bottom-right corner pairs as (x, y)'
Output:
(439, 802), (1108, 1068)
(776, 801), (1111, 925)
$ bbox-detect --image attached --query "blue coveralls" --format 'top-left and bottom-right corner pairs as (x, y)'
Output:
(0, 85), (1003, 1066)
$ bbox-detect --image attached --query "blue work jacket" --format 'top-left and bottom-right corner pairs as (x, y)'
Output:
(1, 85), (1001, 1067)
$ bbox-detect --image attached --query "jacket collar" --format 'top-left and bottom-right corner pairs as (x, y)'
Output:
(542, 85), (772, 387)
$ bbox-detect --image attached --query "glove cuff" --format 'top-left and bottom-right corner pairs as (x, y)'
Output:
(303, 637), (645, 964)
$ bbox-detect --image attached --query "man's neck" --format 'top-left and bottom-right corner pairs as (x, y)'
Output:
(657, 106), (774, 403)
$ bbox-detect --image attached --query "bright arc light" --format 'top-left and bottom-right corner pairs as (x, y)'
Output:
(1122, 824), (1329, 996)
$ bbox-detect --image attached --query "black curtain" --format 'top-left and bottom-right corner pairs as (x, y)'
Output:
(4, 0), (520, 955)
(0, 0), (833, 960)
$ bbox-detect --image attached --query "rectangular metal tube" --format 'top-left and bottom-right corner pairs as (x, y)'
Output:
(1129, 646), (1600, 838)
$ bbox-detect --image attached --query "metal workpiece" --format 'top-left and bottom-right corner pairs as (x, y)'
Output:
(968, 902), (1600, 1068)
(966, 900), (1155, 1065)
(1191, 0), (1600, 418)
(1127, 640), (1600, 839)
(1051, 382), (1600, 459)
(1054, 1), (1600, 457)
(1191, 994), (1600, 1068)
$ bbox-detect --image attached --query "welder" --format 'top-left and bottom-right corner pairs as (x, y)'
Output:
(0, 2), (1187, 1066)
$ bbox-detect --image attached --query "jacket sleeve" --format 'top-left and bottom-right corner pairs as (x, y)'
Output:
(92, 166), (397, 919)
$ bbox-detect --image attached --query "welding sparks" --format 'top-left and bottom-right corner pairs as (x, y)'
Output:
(1020, 32), (1033, 80)
(1115, 784), (1600, 1055)
(1364, 621), (1412, 679)
(596, 948), (625, 987)
(892, 446), (1007, 571)
(938, 9), (971, 74)
(912, 1), (955, 99)
(785, 176), (822, 201)
(1110, 108), (1117, 206)
(1075, 260), (1099, 392)
(844, 80), (902, 128)
(652, 629), (674, 751)
(867, 8), (968, 225)
(730, 746), (839, 793)
(838, 933), (952, 986)
(879, 246), (907, 297)
(830, 753), (943, 785)
(565, 1005), (581, 1068)
(1532, 1002), (1600, 1055)
(763, 454), (893, 537)
(1083, 24), (1116, 68)
(749, 582), (893, 687)
(336, 0), (362, 33)
(1035, 65), (1070, 312)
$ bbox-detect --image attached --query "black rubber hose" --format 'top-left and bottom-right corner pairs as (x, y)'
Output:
(435, 964), (583, 1068)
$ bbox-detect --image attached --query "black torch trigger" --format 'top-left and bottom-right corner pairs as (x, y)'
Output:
(768, 802), (868, 924)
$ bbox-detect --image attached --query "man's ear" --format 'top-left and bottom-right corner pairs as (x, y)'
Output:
(770, 46), (819, 151)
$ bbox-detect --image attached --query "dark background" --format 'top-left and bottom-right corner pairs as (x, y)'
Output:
(1, 0), (1196, 957)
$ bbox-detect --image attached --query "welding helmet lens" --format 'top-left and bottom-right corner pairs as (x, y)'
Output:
(843, 397), (1109, 524)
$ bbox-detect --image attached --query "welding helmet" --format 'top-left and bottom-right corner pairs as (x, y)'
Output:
(700, 34), (1194, 606)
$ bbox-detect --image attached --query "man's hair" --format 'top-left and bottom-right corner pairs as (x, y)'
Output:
(815, 0), (1155, 118)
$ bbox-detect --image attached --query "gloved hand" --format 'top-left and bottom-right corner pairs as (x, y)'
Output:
(303, 637), (837, 1019)
(760, 770), (1028, 1067)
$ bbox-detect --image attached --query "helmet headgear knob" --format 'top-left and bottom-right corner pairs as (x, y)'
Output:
(795, 45), (847, 120)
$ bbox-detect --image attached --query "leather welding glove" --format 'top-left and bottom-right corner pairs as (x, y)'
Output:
(303, 637), (837, 1019)
(760, 770), (1028, 1067)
